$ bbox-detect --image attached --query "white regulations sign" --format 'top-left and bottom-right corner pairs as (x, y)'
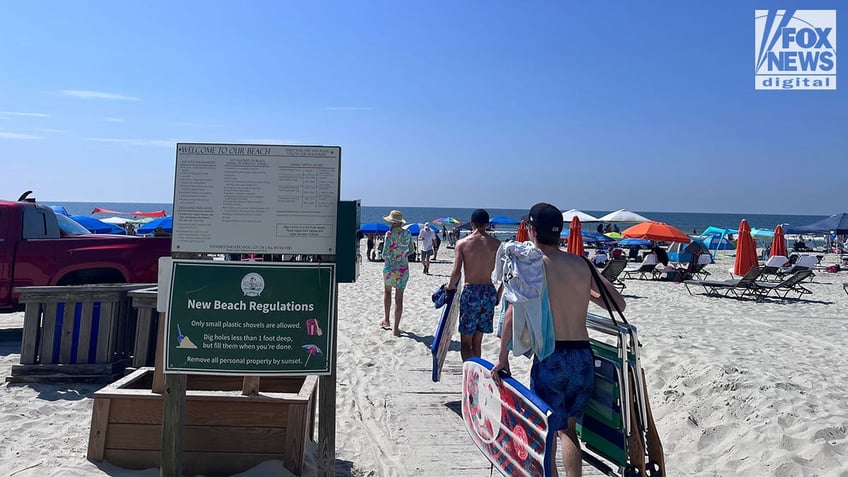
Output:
(172, 143), (341, 255)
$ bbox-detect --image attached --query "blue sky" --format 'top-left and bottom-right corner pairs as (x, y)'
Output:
(0, 1), (843, 214)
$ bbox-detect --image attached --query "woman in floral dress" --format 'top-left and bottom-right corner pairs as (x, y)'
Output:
(380, 209), (413, 336)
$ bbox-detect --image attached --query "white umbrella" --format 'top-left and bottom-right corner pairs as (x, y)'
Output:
(598, 209), (652, 223)
(100, 216), (128, 225)
(562, 209), (600, 222)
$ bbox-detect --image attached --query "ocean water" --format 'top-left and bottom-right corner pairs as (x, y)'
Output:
(46, 201), (827, 236)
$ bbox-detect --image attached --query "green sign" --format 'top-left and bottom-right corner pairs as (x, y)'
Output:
(164, 261), (335, 375)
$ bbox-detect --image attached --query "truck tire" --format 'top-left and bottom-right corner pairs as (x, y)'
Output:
(57, 268), (127, 286)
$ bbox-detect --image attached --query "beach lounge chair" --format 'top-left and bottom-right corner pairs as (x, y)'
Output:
(684, 265), (761, 298)
(689, 254), (713, 280)
(622, 262), (657, 280)
(601, 259), (628, 291)
(776, 255), (817, 280)
(752, 270), (813, 299)
(759, 255), (790, 281)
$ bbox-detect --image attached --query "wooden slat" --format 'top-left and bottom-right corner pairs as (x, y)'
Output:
(133, 308), (154, 367)
(242, 376), (261, 396)
(58, 300), (77, 363)
(108, 396), (291, 426)
(76, 301), (95, 364)
(284, 401), (308, 474)
(87, 397), (111, 460)
(106, 423), (286, 453)
(95, 302), (116, 363)
(161, 373), (187, 477)
(20, 302), (42, 364)
(39, 302), (59, 364)
(102, 449), (285, 477)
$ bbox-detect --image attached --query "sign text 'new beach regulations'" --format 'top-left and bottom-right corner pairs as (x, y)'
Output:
(164, 261), (336, 375)
(172, 143), (341, 255)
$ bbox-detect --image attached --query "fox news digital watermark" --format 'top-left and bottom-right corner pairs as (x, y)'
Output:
(755, 9), (836, 90)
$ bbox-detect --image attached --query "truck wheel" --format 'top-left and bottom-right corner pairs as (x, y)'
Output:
(57, 269), (126, 286)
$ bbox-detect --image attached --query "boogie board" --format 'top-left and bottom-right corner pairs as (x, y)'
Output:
(431, 282), (461, 382)
(462, 357), (555, 477)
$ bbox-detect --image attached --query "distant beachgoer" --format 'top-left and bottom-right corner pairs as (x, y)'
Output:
(493, 202), (625, 477)
(433, 232), (442, 261)
(419, 222), (437, 274)
(441, 225), (447, 241)
(596, 223), (603, 234)
(613, 224), (620, 233)
(446, 209), (501, 361)
(380, 210), (413, 337)
(366, 234), (375, 261)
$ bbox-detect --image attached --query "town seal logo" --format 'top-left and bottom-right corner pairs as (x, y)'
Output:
(241, 273), (265, 297)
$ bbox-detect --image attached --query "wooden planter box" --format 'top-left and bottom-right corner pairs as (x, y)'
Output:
(88, 367), (317, 476)
(8, 284), (155, 383)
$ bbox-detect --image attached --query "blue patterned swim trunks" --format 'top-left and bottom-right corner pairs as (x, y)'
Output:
(531, 341), (595, 431)
(458, 283), (497, 335)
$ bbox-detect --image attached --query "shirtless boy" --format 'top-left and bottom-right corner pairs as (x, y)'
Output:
(493, 202), (626, 477)
(446, 209), (501, 361)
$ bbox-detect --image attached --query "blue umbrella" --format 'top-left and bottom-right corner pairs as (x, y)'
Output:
(70, 215), (127, 234)
(361, 222), (390, 234)
(403, 223), (431, 236)
(137, 216), (173, 235)
(617, 238), (653, 247)
(560, 229), (615, 243)
(489, 216), (520, 225)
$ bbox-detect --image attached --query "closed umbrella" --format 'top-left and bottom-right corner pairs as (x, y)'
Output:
(770, 224), (787, 258)
(734, 219), (758, 276)
(622, 221), (691, 243)
(566, 216), (584, 256)
(516, 219), (529, 242)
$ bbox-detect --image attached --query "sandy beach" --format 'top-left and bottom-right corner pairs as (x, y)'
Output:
(2, 245), (848, 476)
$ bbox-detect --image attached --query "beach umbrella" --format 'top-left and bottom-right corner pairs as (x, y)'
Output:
(770, 224), (787, 258)
(433, 217), (461, 225)
(70, 215), (127, 234)
(622, 221), (691, 243)
(50, 205), (71, 216)
(605, 232), (623, 240)
(618, 238), (653, 247)
(302, 344), (323, 367)
(137, 216), (173, 235)
(403, 222), (430, 236)
(561, 230), (614, 244)
(562, 209), (600, 222)
(489, 216), (520, 225)
(566, 216), (584, 256)
(733, 219), (758, 276)
(598, 209), (652, 223)
(360, 222), (390, 234)
(516, 219), (529, 242)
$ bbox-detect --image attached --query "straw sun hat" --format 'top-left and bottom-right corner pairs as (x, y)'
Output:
(383, 210), (406, 225)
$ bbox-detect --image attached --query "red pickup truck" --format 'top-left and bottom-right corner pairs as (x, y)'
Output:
(0, 193), (172, 310)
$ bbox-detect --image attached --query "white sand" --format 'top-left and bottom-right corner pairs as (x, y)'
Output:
(2, 247), (848, 476)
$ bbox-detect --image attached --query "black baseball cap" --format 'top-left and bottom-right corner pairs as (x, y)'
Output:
(528, 203), (562, 242)
(471, 209), (489, 225)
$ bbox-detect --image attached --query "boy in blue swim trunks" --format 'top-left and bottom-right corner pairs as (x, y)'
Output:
(446, 209), (501, 361)
(493, 202), (626, 477)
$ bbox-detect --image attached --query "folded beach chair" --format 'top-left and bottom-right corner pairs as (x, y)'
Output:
(776, 255), (817, 281)
(601, 259), (628, 291)
(622, 263), (657, 280)
(752, 270), (814, 299)
(578, 313), (665, 477)
(684, 265), (761, 298)
(759, 255), (790, 281)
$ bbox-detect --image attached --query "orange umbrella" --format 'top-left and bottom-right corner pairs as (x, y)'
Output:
(734, 219), (758, 276)
(516, 219), (529, 242)
(769, 224), (787, 258)
(621, 221), (691, 243)
(566, 216), (584, 256)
